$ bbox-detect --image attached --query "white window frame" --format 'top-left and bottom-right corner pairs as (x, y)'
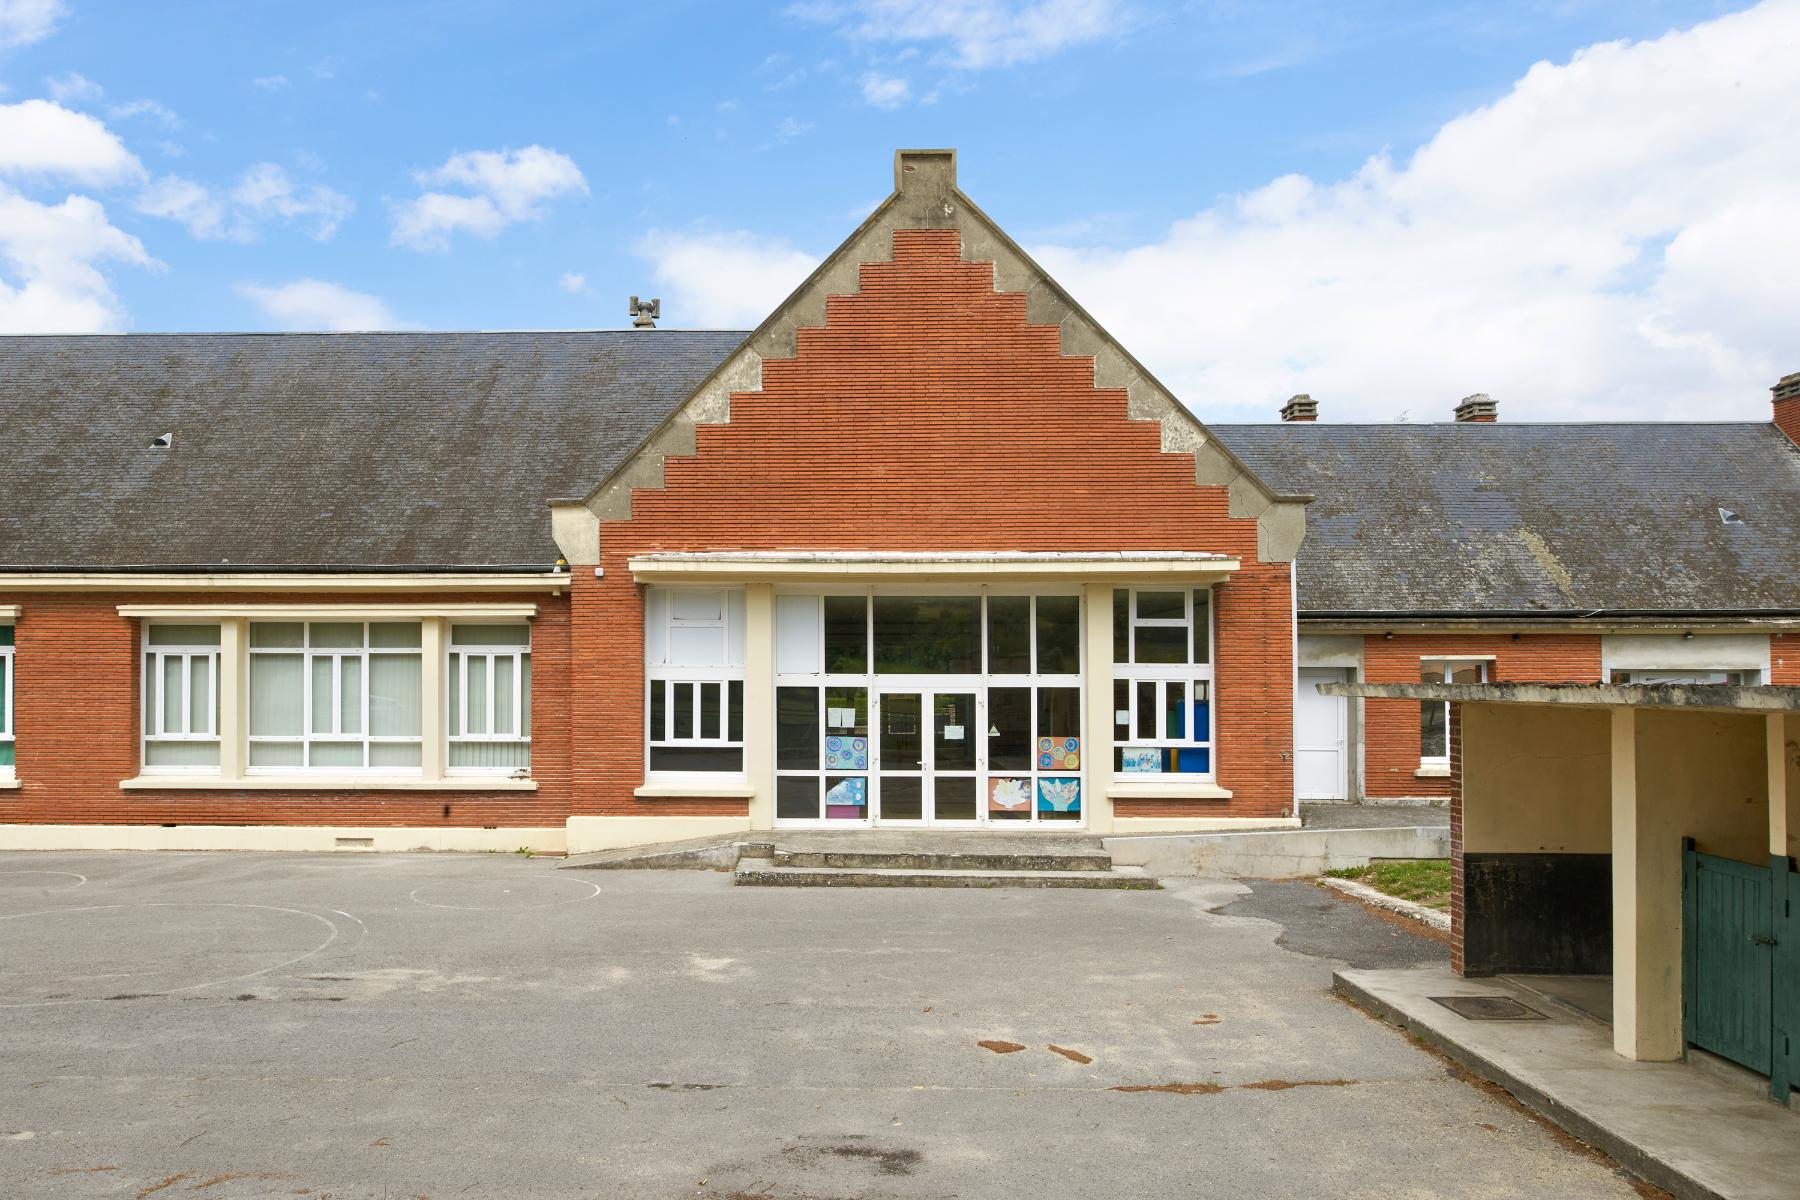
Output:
(1112, 587), (1215, 778)
(141, 624), (222, 775)
(0, 623), (13, 780)
(447, 626), (533, 776)
(1609, 668), (1759, 686)
(246, 621), (423, 775)
(1419, 657), (1488, 765)
(646, 587), (747, 780)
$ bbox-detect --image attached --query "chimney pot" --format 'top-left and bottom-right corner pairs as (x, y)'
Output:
(1280, 394), (1317, 422)
(1773, 371), (1800, 444)
(1454, 393), (1497, 423)
(629, 296), (660, 329)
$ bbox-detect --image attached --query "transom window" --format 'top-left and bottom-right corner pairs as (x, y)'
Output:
(142, 623), (221, 772)
(448, 624), (532, 774)
(0, 624), (13, 778)
(646, 588), (746, 775)
(1420, 659), (1486, 762)
(1112, 588), (1213, 775)
(247, 621), (423, 772)
(1609, 669), (1759, 685)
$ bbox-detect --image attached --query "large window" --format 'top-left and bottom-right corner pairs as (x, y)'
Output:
(1420, 659), (1486, 762)
(448, 624), (532, 774)
(1112, 588), (1213, 775)
(1609, 669), (1758, 685)
(0, 624), (13, 778)
(142, 624), (221, 772)
(646, 588), (746, 775)
(247, 621), (423, 771)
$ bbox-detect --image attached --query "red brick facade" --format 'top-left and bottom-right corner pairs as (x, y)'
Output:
(1772, 633), (1800, 685)
(1361, 633), (1601, 800)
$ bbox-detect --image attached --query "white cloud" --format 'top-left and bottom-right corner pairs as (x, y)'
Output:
(1028, 1), (1800, 422)
(0, 0), (65, 49)
(634, 230), (818, 328)
(45, 71), (102, 104)
(390, 145), (587, 251)
(135, 162), (353, 242)
(107, 98), (181, 130)
(559, 271), (587, 294)
(860, 72), (910, 108)
(792, 0), (1123, 68)
(0, 99), (143, 185)
(252, 74), (290, 91)
(236, 278), (415, 331)
(0, 185), (156, 332)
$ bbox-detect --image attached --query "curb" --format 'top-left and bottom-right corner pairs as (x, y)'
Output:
(1318, 875), (1451, 930)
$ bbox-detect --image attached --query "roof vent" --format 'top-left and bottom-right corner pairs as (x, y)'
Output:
(1280, 394), (1317, 422)
(149, 432), (172, 449)
(1454, 394), (1497, 423)
(628, 296), (660, 329)
(1719, 507), (1744, 526)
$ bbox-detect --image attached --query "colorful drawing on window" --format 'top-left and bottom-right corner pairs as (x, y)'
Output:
(1037, 777), (1081, 813)
(825, 776), (867, 811)
(987, 776), (1032, 813)
(1037, 736), (1080, 770)
(1121, 747), (1163, 774)
(825, 736), (868, 771)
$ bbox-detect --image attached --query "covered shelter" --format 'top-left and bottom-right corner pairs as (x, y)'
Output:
(1324, 679), (1799, 1104)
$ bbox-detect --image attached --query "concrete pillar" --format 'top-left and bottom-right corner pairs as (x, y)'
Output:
(1770, 713), (1791, 859)
(743, 583), (775, 831)
(419, 618), (446, 782)
(217, 617), (247, 781)
(1081, 582), (1115, 835)
(1611, 706), (1683, 1061)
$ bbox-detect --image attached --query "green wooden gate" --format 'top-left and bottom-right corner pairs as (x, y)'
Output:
(1682, 839), (1797, 1105)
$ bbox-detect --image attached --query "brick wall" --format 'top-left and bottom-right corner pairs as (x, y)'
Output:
(581, 228), (1295, 820)
(0, 590), (573, 827)
(1362, 633), (1601, 799)
(1772, 633), (1800, 685)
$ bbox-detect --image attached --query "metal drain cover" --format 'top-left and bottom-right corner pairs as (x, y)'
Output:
(1429, 995), (1547, 1021)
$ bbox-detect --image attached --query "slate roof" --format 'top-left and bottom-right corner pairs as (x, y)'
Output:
(0, 331), (744, 570)
(1211, 422), (1800, 616)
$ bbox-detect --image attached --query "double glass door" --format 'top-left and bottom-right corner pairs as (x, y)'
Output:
(873, 689), (979, 824)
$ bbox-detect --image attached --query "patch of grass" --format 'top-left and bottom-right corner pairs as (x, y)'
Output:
(1325, 859), (1451, 910)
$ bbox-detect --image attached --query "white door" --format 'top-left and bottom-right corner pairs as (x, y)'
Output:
(1295, 668), (1348, 801)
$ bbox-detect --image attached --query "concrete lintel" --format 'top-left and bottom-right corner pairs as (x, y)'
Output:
(1326, 679), (1800, 714)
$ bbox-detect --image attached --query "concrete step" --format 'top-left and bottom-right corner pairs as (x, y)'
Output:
(733, 859), (1159, 889)
(770, 848), (1115, 872)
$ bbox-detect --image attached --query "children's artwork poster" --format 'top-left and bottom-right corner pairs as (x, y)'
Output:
(824, 735), (868, 771)
(825, 776), (867, 809)
(1036, 777), (1081, 813)
(1037, 736), (1080, 770)
(987, 776), (1032, 813)
(1121, 747), (1164, 774)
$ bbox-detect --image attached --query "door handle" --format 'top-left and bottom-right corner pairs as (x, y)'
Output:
(1750, 933), (1777, 947)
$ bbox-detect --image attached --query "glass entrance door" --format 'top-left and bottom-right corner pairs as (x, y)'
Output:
(873, 688), (980, 825)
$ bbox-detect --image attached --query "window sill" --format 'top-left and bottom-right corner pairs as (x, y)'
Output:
(1414, 763), (1451, 779)
(0, 778), (18, 790)
(120, 775), (539, 792)
(1106, 779), (1234, 801)
(634, 781), (757, 800)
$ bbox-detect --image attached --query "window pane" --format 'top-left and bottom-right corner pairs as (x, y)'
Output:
(880, 693), (924, 772)
(0, 625), (12, 646)
(369, 622), (422, 649)
(370, 742), (422, 768)
(1420, 701), (1448, 758)
(1136, 680), (1156, 740)
(339, 657), (362, 735)
(670, 680), (691, 739)
(649, 746), (742, 772)
(249, 654), (303, 736)
(469, 657), (490, 735)
(776, 774), (820, 820)
(1134, 625), (1188, 664)
(873, 596), (980, 674)
(369, 654), (422, 738)
(825, 775), (867, 820)
(162, 656), (184, 735)
(987, 687), (1031, 771)
(451, 624), (529, 648)
(448, 656), (462, 737)
(1421, 662), (1447, 684)
(935, 776), (977, 821)
(1136, 591), (1185, 621)
(248, 741), (302, 767)
(310, 622), (364, 649)
(521, 657), (531, 739)
(669, 624), (727, 667)
(1191, 590), (1211, 665)
(145, 740), (219, 767)
(249, 622), (302, 649)
(1451, 664), (1483, 686)
(671, 590), (724, 622)
(143, 653), (154, 735)
(310, 741), (363, 768)
(188, 656), (211, 734)
(451, 742), (530, 770)
(727, 679), (741, 742)
(986, 595), (1030, 674)
(823, 595), (868, 674)
(1192, 681), (1211, 743)
(1037, 687), (1081, 740)
(311, 657), (335, 733)
(493, 656), (515, 736)
(775, 594), (822, 674)
(699, 680), (721, 740)
(776, 687), (820, 770)
(1112, 589), (1128, 663)
(648, 679), (664, 742)
(149, 623), (220, 647)
(1162, 680), (1187, 741)
(1114, 678), (1129, 741)
(933, 692), (976, 771)
(1034, 596), (1080, 674)
(880, 776), (924, 820)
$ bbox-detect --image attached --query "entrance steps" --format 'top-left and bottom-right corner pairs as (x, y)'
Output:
(734, 859), (1156, 889)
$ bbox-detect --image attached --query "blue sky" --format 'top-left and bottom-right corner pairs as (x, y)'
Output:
(0, 0), (1793, 422)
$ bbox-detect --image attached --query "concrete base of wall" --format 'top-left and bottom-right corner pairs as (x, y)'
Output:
(1103, 824), (1449, 878)
(0, 824), (567, 854)
(1359, 796), (1450, 808)
(1109, 816), (1301, 834)
(564, 814), (754, 855)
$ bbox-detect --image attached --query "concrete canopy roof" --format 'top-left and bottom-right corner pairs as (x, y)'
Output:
(1321, 679), (1800, 715)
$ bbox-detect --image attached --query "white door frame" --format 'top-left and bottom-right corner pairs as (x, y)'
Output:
(872, 684), (984, 827)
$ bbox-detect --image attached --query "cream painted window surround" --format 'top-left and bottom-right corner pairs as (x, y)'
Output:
(0, 608), (15, 787)
(116, 604), (538, 792)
